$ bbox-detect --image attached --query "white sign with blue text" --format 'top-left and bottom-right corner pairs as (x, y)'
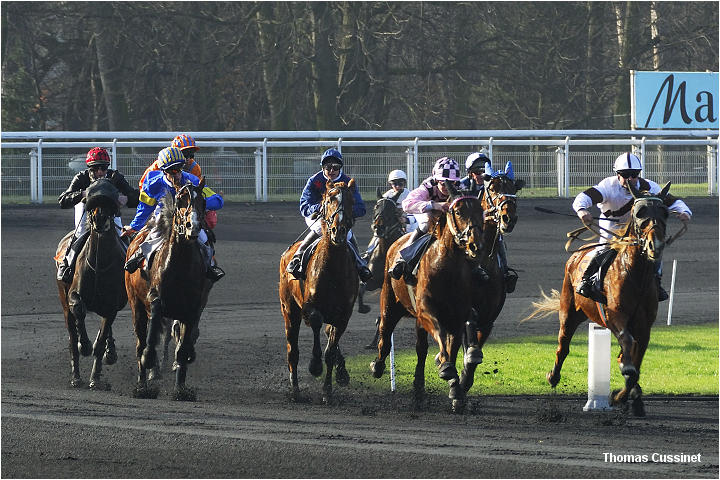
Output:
(632, 71), (718, 130)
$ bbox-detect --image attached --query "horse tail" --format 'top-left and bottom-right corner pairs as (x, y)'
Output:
(520, 288), (561, 323)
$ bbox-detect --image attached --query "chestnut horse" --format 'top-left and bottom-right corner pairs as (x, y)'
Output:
(459, 162), (523, 392)
(126, 179), (212, 401)
(370, 181), (485, 413)
(526, 182), (675, 416)
(279, 179), (358, 403)
(357, 190), (406, 314)
(55, 179), (126, 389)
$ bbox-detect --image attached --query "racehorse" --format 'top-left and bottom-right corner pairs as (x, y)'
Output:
(525, 182), (675, 417)
(357, 190), (406, 314)
(458, 162), (523, 393)
(55, 179), (126, 389)
(126, 179), (212, 401)
(370, 181), (485, 413)
(278, 179), (358, 403)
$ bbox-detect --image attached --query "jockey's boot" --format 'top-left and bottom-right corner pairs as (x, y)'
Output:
(349, 235), (373, 282)
(286, 230), (320, 279)
(57, 232), (88, 283)
(656, 275), (669, 301)
(389, 228), (423, 280)
(124, 249), (145, 273)
(576, 248), (615, 304)
(207, 265), (225, 282)
(498, 238), (518, 293)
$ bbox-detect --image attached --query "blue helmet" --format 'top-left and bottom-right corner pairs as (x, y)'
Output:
(320, 148), (343, 167)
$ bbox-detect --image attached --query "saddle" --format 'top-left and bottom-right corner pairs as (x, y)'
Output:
(398, 233), (434, 280)
(296, 237), (322, 277)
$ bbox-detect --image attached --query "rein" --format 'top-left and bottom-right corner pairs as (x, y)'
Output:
(446, 196), (482, 248)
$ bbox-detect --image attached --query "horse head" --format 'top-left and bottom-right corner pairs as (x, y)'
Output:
(371, 196), (403, 240)
(444, 180), (485, 259)
(84, 179), (120, 234)
(481, 161), (523, 233)
(628, 181), (670, 262)
(173, 178), (206, 242)
(320, 179), (355, 245)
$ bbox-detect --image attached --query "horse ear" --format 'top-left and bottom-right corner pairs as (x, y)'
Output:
(515, 179), (525, 190)
(348, 178), (355, 189)
(444, 179), (459, 197)
(504, 161), (515, 180)
(484, 162), (494, 178)
(658, 181), (672, 199)
(326, 179), (334, 189)
(376, 186), (384, 199)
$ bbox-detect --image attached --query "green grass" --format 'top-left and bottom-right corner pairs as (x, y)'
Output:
(347, 323), (719, 396)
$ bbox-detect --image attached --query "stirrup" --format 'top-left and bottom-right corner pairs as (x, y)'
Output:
(286, 256), (304, 279)
(576, 279), (606, 304)
(57, 264), (73, 283)
(358, 266), (373, 282)
(504, 268), (518, 293)
(658, 285), (669, 302)
(207, 265), (225, 282)
(124, 252), (144, 273)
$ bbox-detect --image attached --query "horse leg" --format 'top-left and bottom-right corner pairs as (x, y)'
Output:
(282, 301), (302, 401)
(613, 325), (649, 416)
(148, 318), (171, 381)
(547, 280), (586, 388)
(322, 325), (345, 404)
(69, 291), (92, 357)
(611, 326), (639, 408)
(172, 320), (197, 402)
(63, 306), (83, 387)
(331, 327), (350, 387)
(446, 334), (466, 414)
(413, 325), (429, 408)
(364, 316), (380, 350)
(307, 309), (324, 377)
(131, 301), (156, 398)
(357, 282), (371, 314)
(370, 302), (404, 378)
(103, 324), (117, 365)
(141, 297), (162, 370)
(89, 315), (115, 390)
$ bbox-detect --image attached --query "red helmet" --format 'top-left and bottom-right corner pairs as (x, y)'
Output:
(86, 147), (111, 166)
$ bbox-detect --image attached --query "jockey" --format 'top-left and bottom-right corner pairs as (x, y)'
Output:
(573, 152), (692, 304)
(384, 169), (417, 233)
(286, 148), (372, 282)
(137, 134), (203, 188)
(56, 147), (139, 283)
(122, 146), (225, 282)
(461, 152), (518, 293)
(389, 156), (486, 281)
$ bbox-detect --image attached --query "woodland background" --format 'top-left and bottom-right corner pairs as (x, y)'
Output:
(2, 1), (718, 133)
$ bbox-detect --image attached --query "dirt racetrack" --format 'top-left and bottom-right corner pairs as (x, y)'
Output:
(2, 196), (718, 478)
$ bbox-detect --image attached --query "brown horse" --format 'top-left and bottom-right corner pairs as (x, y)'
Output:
(357, 190), (406, 314)
(279, 179), (358, 403)
(126, 179), (212, 401)
(459, 164), (523, 392)
(526, 182), (674, 417)
(55, 179), (126, 389)
(370, 181), (485, 413)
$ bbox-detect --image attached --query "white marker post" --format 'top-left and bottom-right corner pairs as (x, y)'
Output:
(389, 333), (396, 392)
(667, 259), (678, 326)
(583, 323), (613, 411)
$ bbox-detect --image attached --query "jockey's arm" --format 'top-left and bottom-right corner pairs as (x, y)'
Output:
(648, 180), (692, 222)
(402, 184), (433, 215)
(299, 177), (321, 218)
(351, 184), (366, 218)
(202, 185), (224, 211)
(572, 187), (603, 225)
(57, 172), (88, 208)
(128, 193), (157, 231)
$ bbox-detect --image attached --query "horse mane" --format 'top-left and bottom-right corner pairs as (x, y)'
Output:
(145, 190), (175, 238)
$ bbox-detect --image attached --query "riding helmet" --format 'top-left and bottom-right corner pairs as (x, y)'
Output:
(432, 157), (461, 182)
(320, 148), (343, 167)
(157, 146), (186, 170)
(465, 152), (490, 172)
(613, 152), (642, 173)
(86, 147), (111, 166)
(171, 134), (199, 151)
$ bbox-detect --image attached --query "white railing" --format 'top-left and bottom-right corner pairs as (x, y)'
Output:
(2, 130), (717, 203)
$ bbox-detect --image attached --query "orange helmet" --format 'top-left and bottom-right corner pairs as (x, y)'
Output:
(171, 134), (199, 151)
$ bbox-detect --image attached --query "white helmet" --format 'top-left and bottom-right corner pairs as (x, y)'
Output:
(465, 152), (490, 171)
(613, 152), (642, 172)
(388, 169), (407, 183)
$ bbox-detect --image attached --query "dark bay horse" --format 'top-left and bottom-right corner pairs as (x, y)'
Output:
(526, 182), (675, 416)
(279, 179), (358, 403)
(126, 179), (212, 401)
(459, 162), (523, 392)
(357, 190), (406, 314)
(55, 179), (126, 389)
(370, 181), (485, 413)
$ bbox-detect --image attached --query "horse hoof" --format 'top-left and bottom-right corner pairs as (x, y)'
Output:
(434, 352), (442, 366)
(70, 377), (83, 388)
(173, 386), (197, 402)
(546, 371), (559, 387)
(89, 379), (110, 391)
(133, 384), (159, 399)
(289, 387), (300, 403)
(438, 362), (457, 381)
(358, 304), (371, 314)
(451, 399), (466, 414)
(308, 357), (323, 377)
(370, 359), (385, 378)
(631, 398), (646, 417)
(148, 368), (161, 381)
(335, 366), (350, 386)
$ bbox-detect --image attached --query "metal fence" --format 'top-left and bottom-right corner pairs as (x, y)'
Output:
(1, 130), (717, 203)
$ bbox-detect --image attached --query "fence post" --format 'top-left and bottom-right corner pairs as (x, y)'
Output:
(555, 146), (565, 198)
(29, 148), (38, 203)
(405, 146), (414, 189)
(255, 142), (264, 202)
(37, 139), (43, 203)
(112, 139), (118, 170)
(412, 137), (419, 189)
(707, 140), (716, 196)
(564, 136), (570, 198)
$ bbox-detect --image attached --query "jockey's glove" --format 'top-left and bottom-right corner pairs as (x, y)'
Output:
(121, 226), (137, 238)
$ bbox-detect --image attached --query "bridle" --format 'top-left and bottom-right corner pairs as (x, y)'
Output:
(173, 183), (201, 238)
(481, 175), (518, 258)
(320, 185), (354, 241)
(371, 197), (403, 240)
(446, 195), (484, 250)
